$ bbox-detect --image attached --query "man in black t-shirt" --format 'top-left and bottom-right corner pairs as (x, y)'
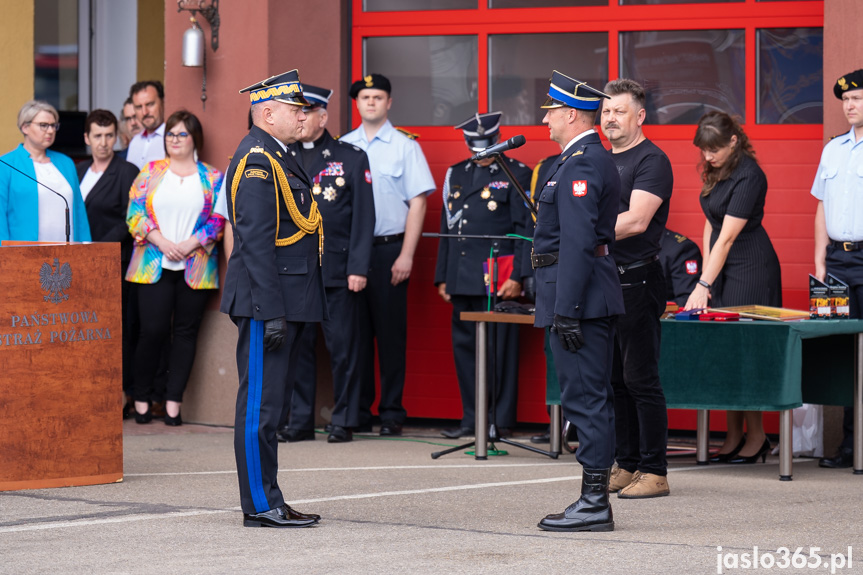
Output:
(600, 78), (673, 499)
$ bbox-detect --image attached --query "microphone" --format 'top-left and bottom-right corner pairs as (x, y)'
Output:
(470, 135), (526, 161)
(0, 157), (71, 242)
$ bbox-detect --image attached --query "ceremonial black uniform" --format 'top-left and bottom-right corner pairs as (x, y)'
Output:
(434, 155), (531, 429)
(533, 132), (624, 470)
(658, 228), (701, 307)
(287, 130), (375, 432)
(221, 125), (325, 515)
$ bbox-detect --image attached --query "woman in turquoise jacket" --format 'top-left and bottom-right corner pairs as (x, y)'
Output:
(0, 100), (91, 243)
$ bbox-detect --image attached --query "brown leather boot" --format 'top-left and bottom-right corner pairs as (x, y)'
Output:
(618, 472), (670, 499)
(608, 467), (638, 493)
(538, 468), (614, 532)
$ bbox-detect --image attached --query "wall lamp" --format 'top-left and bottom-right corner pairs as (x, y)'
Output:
(178, 0), (220, 108)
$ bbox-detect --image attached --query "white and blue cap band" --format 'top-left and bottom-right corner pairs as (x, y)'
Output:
(541, 70), (609, 110)
(455, 112), (502, 152)
(302, 83), (333, 110)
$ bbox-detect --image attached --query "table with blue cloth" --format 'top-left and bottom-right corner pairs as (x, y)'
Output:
(544, 317), (863, 480)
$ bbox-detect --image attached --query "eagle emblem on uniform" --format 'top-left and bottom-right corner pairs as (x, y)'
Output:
(572, 180), (587, 197)
(40, 258), (72, 304)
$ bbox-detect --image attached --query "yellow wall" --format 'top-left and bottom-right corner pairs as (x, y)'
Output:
(0, 1), (34, 152)
(137, 0), (165, 83)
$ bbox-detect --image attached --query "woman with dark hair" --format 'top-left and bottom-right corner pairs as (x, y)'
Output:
(0, 100), (91, 242)
(685, 110), (781, 464)
(126, 110), (225, 425)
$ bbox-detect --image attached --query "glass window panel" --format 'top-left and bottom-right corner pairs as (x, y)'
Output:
(364, 36), (478, 126)
(364, 0), (475, 11)
(492, 0), (604, 7)
(621, 30), (745, 124)
(758, 28), (822, 124)
(489, 33), (607, 125)
(621, 0), (740, 4)
(34, 0), (79, 111)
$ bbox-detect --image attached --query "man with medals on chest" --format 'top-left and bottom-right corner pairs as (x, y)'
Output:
(532, 71), (624, 532)
(434, 111), (532, 439)
(280, 84), (376, 444)
(221, 69), (325, 528)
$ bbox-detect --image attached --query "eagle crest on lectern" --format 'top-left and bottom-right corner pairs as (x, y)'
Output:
(40, 258), (72, 304)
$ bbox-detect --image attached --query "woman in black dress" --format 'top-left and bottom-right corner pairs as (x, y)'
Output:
(684, 111), (782, 464)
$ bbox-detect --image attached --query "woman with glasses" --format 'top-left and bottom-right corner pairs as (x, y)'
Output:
(126, 110), (225, 425)
(0, 100), (91, 242)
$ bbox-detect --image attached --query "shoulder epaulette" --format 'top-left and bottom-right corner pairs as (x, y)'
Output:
(395, 127), (420, 140)
(249, 146), (264, 154)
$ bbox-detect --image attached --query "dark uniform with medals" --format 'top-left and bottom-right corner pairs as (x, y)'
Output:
(532, 72), (623, 532)
(434, 112), (531, 438)
(283, 84), (376, 443)
(221, 70), (323, 528)
(658, 228), (701, 307)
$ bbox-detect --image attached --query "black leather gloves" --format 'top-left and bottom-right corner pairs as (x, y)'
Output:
(522, 276), (536, 303)
(552, 314), (584, 352)
(263, 317), (288, 352)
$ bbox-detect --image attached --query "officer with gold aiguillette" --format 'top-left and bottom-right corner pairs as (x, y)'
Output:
(220, 69), (325, 529)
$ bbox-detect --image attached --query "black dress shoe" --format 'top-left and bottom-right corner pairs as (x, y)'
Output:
(379, 420), (403, 436)
(441, 426), (473, 439)
(327, 425), (353, 443)
(165, 411), (182, 426)
(284, 504), (320, 522)
(530, 432), (550, 444)
(819, 448), (853, 469)
(243, 504), (317, 528)
(277, 428), (316, 443)
(134, 407), (152, 424)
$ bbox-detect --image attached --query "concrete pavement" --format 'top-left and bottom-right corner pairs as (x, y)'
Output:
(1, 421), (861, 575)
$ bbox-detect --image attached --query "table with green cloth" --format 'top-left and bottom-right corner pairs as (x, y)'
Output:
(546, 318), (863, 480)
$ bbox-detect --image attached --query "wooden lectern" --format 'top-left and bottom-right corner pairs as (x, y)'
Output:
(0, 242), (123, 491)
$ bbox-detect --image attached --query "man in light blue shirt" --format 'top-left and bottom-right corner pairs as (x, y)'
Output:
(341, 73), (435, 436)
(812, 68), (863, 470)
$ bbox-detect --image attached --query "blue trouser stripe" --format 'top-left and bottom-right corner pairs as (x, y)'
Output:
(245, 319), (269, 512)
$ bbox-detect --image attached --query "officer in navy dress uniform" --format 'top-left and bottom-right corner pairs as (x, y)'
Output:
(280, 84), (376, 444)
(434, 112), (532, 439)
(221, 69), (324, 528)
(659, 228), (702, 307)
(532, 71), (624, 532)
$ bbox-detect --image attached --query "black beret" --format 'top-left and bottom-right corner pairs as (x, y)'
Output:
(834, 69), (863, 99)
(349, 74), (391, 99)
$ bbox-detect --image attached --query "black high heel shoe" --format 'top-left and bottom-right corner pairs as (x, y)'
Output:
(709, 436), (746, 463)
(728, 438), (771, 464)
(164, 410), (182, 426)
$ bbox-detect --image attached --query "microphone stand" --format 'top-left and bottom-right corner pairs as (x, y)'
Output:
(425, 151), (555, 461)
(0, 157), (71, 242)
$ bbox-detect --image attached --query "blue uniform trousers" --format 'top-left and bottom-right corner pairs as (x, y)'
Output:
(233, 316), (306, 514)
(549, 316), (616, 469)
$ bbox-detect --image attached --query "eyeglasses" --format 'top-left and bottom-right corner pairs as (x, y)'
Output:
(28, 122), (60, 132)
(165, 132), (190, 142)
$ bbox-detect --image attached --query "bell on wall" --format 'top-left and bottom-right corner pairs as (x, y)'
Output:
(182, 17), (204, 67)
